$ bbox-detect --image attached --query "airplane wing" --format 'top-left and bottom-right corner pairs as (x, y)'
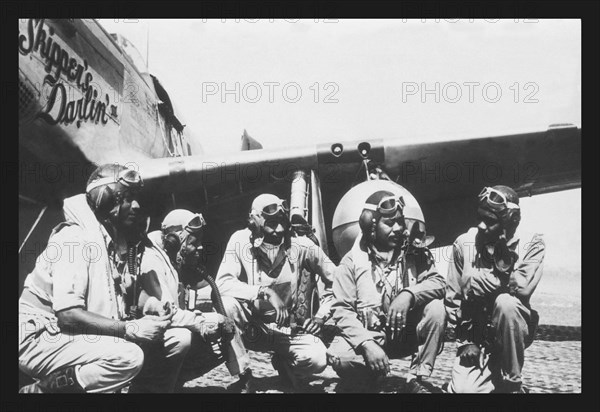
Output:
(385, 124), (581, 249)
(18, 20), (581, 281)
(19, 118), (580, 291)
(136, 124), (580, 264)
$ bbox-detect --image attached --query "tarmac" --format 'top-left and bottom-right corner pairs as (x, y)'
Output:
(18, 272), (581, 395)
(177, 268), (582, 394)
(176, 324), (581, 394)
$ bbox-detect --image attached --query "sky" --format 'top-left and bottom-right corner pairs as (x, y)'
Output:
(97, 19), (581, 274)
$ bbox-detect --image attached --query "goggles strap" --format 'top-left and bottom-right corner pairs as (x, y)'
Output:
(261, 200), (289, 216)
(363, 196), (405, 214)
(479, 187), (520, 210)
(162, 214), (205, 237)
(86, 170), (143, 193)
(86, 176), (117, 193)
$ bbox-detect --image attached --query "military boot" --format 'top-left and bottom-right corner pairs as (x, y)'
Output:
(271, 353), (302, 391)
(226, 368), (256, 393)
(405, 376), (434, 393)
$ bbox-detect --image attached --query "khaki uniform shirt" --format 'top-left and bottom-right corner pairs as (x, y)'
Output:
(445, 227), (545, 345)
(19, 220), (127, 328)
(215, 228), (336, 320)
(332, 235), (445, 349)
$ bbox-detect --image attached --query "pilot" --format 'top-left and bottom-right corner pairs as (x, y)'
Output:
(130, 209), (246, 393)
(445, 185), (545, 393)
(327, 190), (447, 393)
(18, 164), (170, 393)
(216, 193), (336, 391)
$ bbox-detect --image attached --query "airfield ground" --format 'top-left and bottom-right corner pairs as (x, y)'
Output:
(179, 268), (582, 394)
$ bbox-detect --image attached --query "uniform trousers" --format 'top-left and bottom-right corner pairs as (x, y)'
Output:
(221, 296), (328, 380)
(326, 299), (446, 380)
(19, 313), (144, 393)
(447, 293), (534, 393)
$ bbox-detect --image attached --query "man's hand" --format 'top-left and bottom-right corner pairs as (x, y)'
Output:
(263, 287), (289, 327)
(125, 312), (173, 342)
(302, 317), (325, 335)
(143, 296), (177, 316)
(219, 316), (236, 343)
(361, 340), (390, 377)
(386, 291), (413, 340)
(193, 313), (235, 343)
(458, 343), (483, 368)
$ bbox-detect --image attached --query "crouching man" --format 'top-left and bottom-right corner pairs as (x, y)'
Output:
(130, 209), (245, 393)
(18, 164), (171, 393)
(216, 194), (336, 390)
(327, 190), (446, 393)
(445, 185), (545, 393)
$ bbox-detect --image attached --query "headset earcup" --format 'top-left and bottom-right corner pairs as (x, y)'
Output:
(512, 209), (521, 227)
(506, 209), (521, 231)
(499, 208), (521, 240)
(163, 233), (181, 260)
(247, 215), (263, 238)
(87, 186), (115, 219)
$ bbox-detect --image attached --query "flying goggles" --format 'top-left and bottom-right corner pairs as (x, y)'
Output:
(258, 199), (289, 217)
(478, 187), (520, 211)
(162, 213), (206, 235)
(86, 168), (144, 193)
(363, 195), (406, 217)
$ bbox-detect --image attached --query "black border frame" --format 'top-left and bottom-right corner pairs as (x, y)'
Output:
(3, 1), (597, 411)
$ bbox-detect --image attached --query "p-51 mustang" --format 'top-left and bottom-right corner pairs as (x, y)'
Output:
(19, 18), (196, 285)
(18, 19), (581, 328)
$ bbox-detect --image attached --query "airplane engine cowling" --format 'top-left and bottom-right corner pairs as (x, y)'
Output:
(332, 180), (426, 259)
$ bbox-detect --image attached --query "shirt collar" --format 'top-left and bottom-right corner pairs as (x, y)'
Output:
(97, 222), (112, 248)
(506, 229), (521, 248)
(99, 223), (123, 261)
(473, 228), (521, 267)
(501, 229), (521, 267)
(368, 244), (400, 267)
(354, 234), (402, 270)
(260, 240), (281, 252)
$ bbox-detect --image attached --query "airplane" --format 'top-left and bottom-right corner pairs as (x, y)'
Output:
(18, 18), (581, 362)
(19, 18), (197, 286)
(134, 123), (580, 309)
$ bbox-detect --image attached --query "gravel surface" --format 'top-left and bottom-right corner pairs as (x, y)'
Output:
(176, 270), (582, 394)
(177, 328), (581, 394)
